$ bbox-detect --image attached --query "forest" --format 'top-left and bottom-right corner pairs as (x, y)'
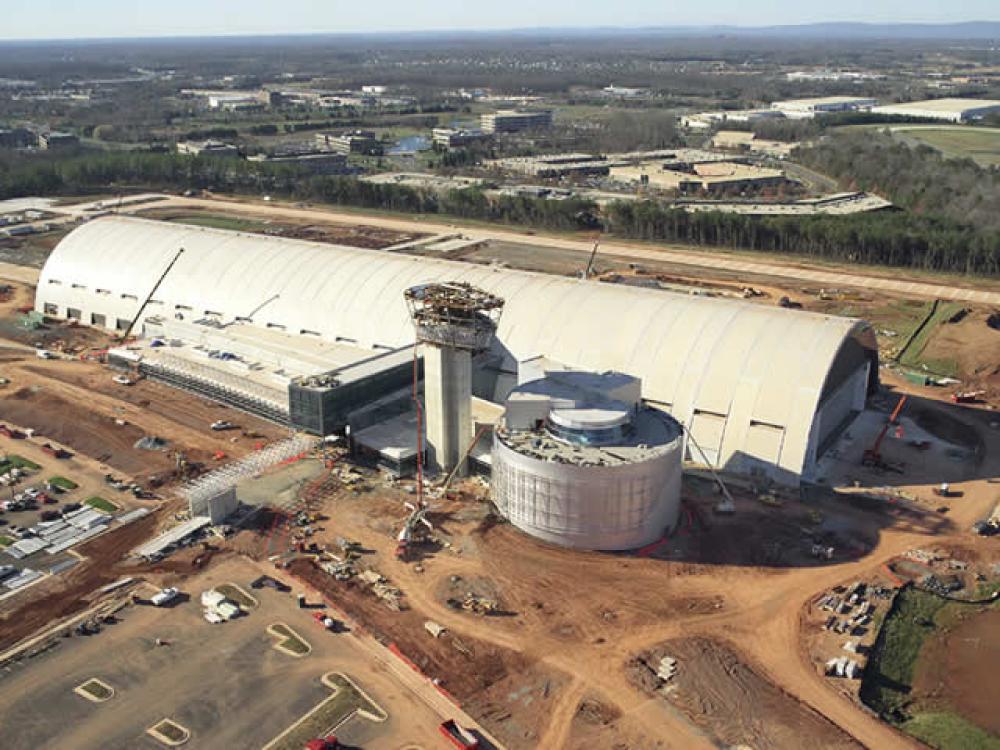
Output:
(796, 130), (1000, 232)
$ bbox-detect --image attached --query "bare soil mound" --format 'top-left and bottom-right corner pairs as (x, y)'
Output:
(630, 637), (863, 750)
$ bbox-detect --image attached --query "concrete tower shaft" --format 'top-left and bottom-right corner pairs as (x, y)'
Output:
(423, 346), (472, 474)
(405, 282), (504, 476)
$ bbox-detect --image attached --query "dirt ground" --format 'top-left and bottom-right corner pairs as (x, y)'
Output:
(631, 636), (864, 750)
(0, 358), (288, 483)
(136, 205), (427, 249)
(912, 608), (1000, 735)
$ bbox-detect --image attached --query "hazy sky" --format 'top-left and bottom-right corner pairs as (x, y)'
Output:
(3, 0), (998, 40)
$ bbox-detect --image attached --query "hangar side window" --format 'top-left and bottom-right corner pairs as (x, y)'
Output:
(121, 293), (138, 301)
(95, 288), (111, 295)
(116, 318), (131, 331)
(267, 322), (286, 331)
(71, 283), (86, 290)
(66, 307), (82, 320)
(43, 302), (58, 315)
(300, 329), (321, 337)
(91, 313), (106, 327)
(47, 279), (62, 285)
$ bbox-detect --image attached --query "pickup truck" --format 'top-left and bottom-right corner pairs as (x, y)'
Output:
(151, 587), (180, 606)
(312, 612), (337, 631)
(439, 720), (479, 750)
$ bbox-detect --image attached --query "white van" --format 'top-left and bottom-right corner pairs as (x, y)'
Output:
(151, 587), (180, 606)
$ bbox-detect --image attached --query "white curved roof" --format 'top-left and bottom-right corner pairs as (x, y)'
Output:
(37, 216), (875, 479)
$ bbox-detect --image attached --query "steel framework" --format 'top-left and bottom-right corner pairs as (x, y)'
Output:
(404, 282), (504, 351)
(180, 434), (317, 508)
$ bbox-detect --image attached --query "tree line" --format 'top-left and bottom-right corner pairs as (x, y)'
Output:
(1, 150), (997, 276)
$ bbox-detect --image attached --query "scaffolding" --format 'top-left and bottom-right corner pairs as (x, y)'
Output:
(404, 282), (504, 351)
(138, 352), (290, 425)
(180, 434), (317, 509)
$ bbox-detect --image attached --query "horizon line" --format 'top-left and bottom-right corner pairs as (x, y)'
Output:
(2, 19), (999, 44)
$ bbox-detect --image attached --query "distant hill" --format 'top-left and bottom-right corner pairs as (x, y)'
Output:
(496, 22), (1000, 40)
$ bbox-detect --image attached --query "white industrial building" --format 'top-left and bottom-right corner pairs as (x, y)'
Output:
(771, 97), (878, 118)
(870, 98), (1000, 123)
(493, 370), (683, 550)
(35, 216), (878, 485)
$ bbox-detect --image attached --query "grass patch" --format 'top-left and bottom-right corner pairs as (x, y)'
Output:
(268, 623), (311, 657)
(902, 712), (1000, 750)
(896, 301), (966, 377)
(0, 535), (14, 548)
(74, 677), (114, 702)
(861, 587), (948, 717)
(84, 496), (119, 514)
(0, 454), (41, 472)
(892, 127), (1000, 168)
(47, 475), (78, 490)
(265, 673), (386, 750)
(160, 212), (272, 233)
(215, 583), (258, 610)
(148, 718), (190, 746)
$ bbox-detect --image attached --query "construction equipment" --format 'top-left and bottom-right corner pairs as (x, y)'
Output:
(862, 395), (907, 470)
(583, 236), (601, 279)
(439, 720), (479, 750)
(119, 247), (184, 342)
(951, 390), (985, 404)
(396, 506), (433, 560)
(304, 735), (339, 750)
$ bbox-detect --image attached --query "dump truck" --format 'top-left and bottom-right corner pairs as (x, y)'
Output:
(304, 736), (339, 750)
(439, 720), (479, 749)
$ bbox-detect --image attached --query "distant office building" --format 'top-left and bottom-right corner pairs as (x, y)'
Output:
(315, 130), (382, 155)
(601, 85), (649, 99)
(0, 127), (35, 149)
(870, 98), (1000, 123)
(481, 110), (553, 134)
(176, 140), (241, 158)
(361, 85), (387, 95)
(38, 131), (79, 150)
(431, 128), (492, 149)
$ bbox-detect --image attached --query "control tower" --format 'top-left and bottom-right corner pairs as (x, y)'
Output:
(404, 282), (504, 476)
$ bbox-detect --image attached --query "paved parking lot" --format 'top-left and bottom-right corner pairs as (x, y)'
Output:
(0, 557), (446, 749)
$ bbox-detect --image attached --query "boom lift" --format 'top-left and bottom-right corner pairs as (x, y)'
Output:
(119, 247), (185, 342)
(862, 395), (907, 470)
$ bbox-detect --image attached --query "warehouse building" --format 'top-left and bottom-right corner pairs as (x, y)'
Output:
(481, 110), (553, 134)
(771, 96), (878, 118)
(36, 216), (878, 485)
(246, 150), (349, 175)
(870, 98), (1000, 123)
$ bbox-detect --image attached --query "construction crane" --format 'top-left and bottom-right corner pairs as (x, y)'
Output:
(583, 236), (601, 279)
(862, 395), (907, 469)
(119, 247), (185, 342)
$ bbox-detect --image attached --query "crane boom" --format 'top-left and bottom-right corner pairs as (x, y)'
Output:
(119, 247), (185, 342)
(583, 237), (601, 279)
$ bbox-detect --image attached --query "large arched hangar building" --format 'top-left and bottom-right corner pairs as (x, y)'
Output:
(35, 216), (878, 485)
